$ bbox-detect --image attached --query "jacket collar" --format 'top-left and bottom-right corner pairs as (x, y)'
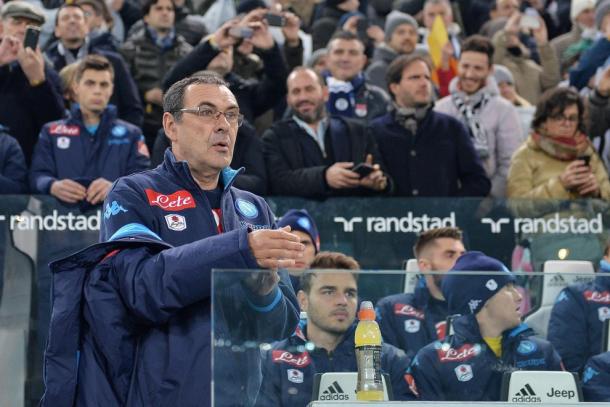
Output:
(452, 314), (532, 344)
(68, 103), (117, 125)
(290, 322), (357, 351)
(161, 148), (244, 192)
(413, 277), (448, 310)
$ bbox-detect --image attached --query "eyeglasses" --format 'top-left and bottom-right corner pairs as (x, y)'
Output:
(178, 106), (244, 127)
(549, 114), (579, 124)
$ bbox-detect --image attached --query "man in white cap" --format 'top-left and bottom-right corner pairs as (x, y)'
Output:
(551, 0), (596, 69)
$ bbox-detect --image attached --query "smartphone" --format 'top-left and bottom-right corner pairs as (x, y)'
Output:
(356, 18), (369, 39)
(24, 25), (41, 50)
(352, 163), (374, 178)
(228, 26), (254, 39)
(520, 8), (540, 30)
(264, 12), (285, 27)
(578, 155), (591, 166)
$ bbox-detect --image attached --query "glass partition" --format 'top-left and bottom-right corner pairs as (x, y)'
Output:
(212, 269), (610, 406)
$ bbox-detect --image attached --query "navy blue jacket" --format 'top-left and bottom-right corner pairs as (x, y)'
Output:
(41, 149), (300, 407)
(582, 351), (610, 402)
(0, 125), (28, 194)
(369, 110), (491, 197)
(255, 323), (413, 406)
(548, 274), (610, 373)
(262, 116), (390, 198)
(376, 279), (449, 360)
(30, 105), (150, 194)
(0, 63), (64, 165)
(569, 37), (610, 90)
(409, 315), (563, 401)
(45, 42), (144, 127)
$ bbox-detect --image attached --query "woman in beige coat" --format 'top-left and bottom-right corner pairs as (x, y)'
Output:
(507, 87), (610, 199)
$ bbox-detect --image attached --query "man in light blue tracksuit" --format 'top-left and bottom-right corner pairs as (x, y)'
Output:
(40, 73), (305, 407)
(408, 252), (563, 401)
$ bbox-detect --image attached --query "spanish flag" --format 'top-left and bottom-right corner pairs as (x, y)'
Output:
(427, 15), (449, 68)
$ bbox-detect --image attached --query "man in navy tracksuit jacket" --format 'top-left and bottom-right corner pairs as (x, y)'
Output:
(582, 351), (610, 402)
(548, 255), (610, 373)
(408, 252), (563, 401)
(0, 124), (28, 193)
(255, 254), (412, 406)
(30, 55), (149, 207)
(40, 73), (304, 407)
(376, 227), (465, 359)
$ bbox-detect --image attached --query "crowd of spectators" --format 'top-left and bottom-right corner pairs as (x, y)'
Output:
(3, 0), (610, 202)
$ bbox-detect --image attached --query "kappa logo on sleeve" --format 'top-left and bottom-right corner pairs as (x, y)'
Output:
(271, 350), (311, 367)
(145, 189), (196, 211)
(393, 304), (425, 319)
(49, 124), (80, 136)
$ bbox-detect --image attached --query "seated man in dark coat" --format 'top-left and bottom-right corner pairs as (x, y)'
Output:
(263, 67), (389, 198)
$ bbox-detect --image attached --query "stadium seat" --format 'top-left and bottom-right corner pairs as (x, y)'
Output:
(501, 370), (582, 403)
(311, 372), (392, 402)
(524, 260), (595, 338)
(402, 259), (419, 294)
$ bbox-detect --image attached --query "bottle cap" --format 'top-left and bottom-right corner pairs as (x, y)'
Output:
(358, 300), (375, 320)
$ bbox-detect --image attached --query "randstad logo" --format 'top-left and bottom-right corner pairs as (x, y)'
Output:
(481, 213), (603, 234)
(334, 212), (456, 233)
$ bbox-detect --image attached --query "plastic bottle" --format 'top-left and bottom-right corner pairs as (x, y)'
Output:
(355, 301), (384, 401)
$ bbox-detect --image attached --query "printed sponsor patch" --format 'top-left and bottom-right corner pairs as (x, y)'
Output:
(287, 369), (304, 384)
(57, 136), (70, 149)
(393, 304), (424, 319)
(272, 350), (311, 367)
(435, 321), (447, 340)
(164, 214), (187, 231)
(404, 319), (421, 333)
(454, 364), (473, 382)
(145, 189), (196, 211)
(584, 290), (610, 304)
(49, 124), (80, 136)
(436, 344), (480, 363)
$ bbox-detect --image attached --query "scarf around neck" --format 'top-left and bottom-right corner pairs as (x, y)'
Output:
(324, 72), (366, 118)
(393, 102), (432, 135)
(451, 86), (492, 158)
(531, 128), (590, 161)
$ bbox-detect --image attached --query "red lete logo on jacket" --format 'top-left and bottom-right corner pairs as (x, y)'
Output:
(394, 304), (425, 319)
(145, 189), (196, 211)
(436, 344), (480, 363)
(49, 124), (80, 136)
(584, 290), (610, 304)
(271, 350), (311, 367)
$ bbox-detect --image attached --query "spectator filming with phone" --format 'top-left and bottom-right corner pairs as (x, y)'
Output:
(507, 87), (610, 199)
(262, 66), (390, 198)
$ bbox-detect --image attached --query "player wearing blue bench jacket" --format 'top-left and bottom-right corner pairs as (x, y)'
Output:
(41, 73), (304, 407)
(582, 351), (610, 402)
(30, 55), (150, 206)
(408, 251), (563, 401)
(255, 252), (413, 407)
(548, 243), (610, 373)
(376, 227), (465, 359)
